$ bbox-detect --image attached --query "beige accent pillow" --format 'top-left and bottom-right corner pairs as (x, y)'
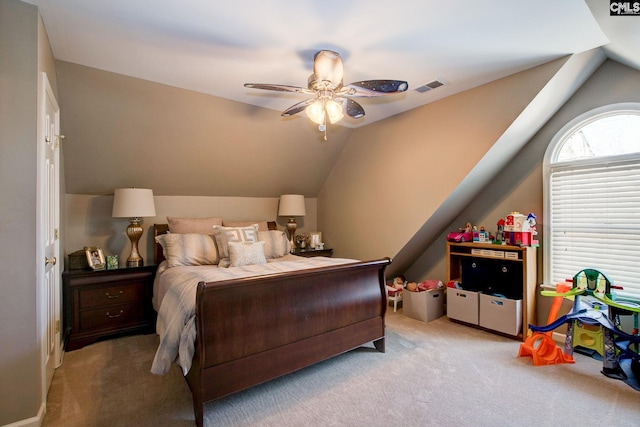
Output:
(258, 230), (291, 258)
(212, 224), (259, 267)
(222, 220), (270, 231)
(167, 217), (223, 234)
(155, 233), (219, 267)
(228, 241), (267, 267)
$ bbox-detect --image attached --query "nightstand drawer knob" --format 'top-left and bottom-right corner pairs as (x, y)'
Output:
(105, 291), (124, 299)
(106, 310), (124, 318)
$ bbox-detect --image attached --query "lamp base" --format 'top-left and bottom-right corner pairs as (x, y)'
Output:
(286, 218), (297, 252)
(126, 218), (144, 268)
(126, 259), (144, 268)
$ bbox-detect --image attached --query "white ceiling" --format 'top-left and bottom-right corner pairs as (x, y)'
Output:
(29, 0), (640, 128)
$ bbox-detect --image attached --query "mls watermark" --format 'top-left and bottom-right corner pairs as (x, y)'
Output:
(610, 1), (640, 15)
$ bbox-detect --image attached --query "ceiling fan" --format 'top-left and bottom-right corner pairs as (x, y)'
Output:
(244, 50), (408, 139)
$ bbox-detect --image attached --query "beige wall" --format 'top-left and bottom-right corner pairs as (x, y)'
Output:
(0, 0), (57, 424)
(55, 61), (353, 198)
(65, 195), (317, 264)
(318, 59), (565, 261)
(406, 60), (640, 293)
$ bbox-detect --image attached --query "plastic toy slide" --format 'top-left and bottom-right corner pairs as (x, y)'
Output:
(518, 283), (575, 366)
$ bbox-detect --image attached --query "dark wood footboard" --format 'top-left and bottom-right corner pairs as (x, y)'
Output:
(185, 258), (391, 426)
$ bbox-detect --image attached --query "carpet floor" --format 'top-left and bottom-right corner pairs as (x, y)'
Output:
(43, 310), (640, 426)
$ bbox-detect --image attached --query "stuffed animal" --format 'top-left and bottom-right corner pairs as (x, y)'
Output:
(391, 275), (405, 290)
(416, 280), (443, 291)
(406, 282), (417, 291)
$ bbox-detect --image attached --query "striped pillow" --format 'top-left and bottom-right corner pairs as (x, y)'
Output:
(258, 230), (291, 258)
(155, 233), (219, 267)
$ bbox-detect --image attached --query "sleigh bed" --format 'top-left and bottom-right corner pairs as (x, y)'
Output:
(150, 219), (390, 426)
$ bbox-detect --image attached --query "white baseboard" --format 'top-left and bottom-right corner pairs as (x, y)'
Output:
(2, 403), (44, 427)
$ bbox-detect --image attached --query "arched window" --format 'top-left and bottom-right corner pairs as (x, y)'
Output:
(544, 103), (640, 300)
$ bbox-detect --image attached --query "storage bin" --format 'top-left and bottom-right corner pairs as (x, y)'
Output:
(403, 287), (444, 323)
(479, 293), (522, 336)
(446, 289), (479, 325)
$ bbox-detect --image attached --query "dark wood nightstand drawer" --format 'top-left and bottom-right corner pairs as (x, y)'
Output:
(80, 303), (145, 331)
(63, 265), (157, 351)
(79, 282), (145, 309)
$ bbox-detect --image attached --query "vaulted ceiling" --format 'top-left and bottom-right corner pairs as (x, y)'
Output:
(32, 0), (638, 126)
(28, 0), (640, 196)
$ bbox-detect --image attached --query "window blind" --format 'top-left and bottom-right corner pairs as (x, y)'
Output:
(549, 159), (640, 301)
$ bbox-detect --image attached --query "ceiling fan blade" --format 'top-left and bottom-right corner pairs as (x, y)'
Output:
(244, 83), (313, 95)
(336, 97), (365, 119)
(342, 80), (409, 97)
(281, 98), (317, 117)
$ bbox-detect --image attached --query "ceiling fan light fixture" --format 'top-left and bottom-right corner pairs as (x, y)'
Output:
(325, 99), (344, 124)
(244, 50), (406, 139)
(305, 100), (325, 125)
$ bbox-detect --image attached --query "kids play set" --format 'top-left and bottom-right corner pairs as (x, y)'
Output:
(518, 268), (640, 391)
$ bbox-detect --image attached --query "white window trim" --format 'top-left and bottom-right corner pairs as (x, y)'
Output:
(543, 102), (640, 288)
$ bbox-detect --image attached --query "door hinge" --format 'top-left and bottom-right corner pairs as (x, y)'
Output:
(55, 134), (65, 149)
(55, 320), (60, 334)
(54, 228), (59, 240)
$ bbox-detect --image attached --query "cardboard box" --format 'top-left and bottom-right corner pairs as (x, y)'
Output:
(446, 289), (479, 325)
(403, 287), (444, 323)
(479, 294), (522, 336)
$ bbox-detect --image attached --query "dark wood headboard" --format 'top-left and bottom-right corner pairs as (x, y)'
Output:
(153, 221), (277, 264)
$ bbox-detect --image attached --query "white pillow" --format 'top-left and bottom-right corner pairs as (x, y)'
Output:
(258, 230), (291, 258)
(228, 241), (267, 267)
(212, 224), (259, 266)
(155, 233), (219, 267)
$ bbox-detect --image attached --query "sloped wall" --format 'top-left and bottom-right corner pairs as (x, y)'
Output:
(318, 59), (567, 263)
(407, 60), (640, 287)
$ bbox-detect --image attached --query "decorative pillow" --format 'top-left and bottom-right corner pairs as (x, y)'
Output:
(258, 230), (291, 258)
(155, 233), (219, 267)
(228, 241), (267, 267)
(222, 220), (270, 232)
(167, 216), (223, 234)
(212, 224), (259, 267)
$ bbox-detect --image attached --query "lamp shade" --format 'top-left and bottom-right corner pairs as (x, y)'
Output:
(112, 188), (156, 218)
(278, 194), (306, 217)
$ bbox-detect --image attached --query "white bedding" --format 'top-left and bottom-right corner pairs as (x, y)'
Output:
(150, 254), (357, 376)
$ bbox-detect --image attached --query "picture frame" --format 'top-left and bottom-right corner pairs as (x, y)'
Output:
(85, 246), (105, 270)
(309, 231), (322, 249)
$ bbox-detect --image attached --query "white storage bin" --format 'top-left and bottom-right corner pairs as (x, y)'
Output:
(403, 288), (444, 323)
(446, 289), (479, 325)
(479, 294), (522, 336)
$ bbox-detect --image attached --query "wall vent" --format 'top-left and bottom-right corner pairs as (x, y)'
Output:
(415, 80), (445, 93)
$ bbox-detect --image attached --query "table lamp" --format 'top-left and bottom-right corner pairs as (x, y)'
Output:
(278, 194), (306, 250)
(112, 188), (156, 267)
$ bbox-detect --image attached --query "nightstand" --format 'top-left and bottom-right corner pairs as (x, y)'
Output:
(292, 248), (334, 257)
(62, 265), (157, 351)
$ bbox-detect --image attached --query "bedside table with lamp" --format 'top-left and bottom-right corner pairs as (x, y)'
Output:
(63, 188), (158, 351)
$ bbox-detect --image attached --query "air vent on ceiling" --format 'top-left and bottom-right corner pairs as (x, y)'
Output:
(415, 80), (445, 93)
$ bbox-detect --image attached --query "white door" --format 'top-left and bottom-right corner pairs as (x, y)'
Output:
(38, 72), (62, 396)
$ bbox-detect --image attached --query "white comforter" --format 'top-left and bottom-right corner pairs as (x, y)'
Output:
(150, 255), (356, 376)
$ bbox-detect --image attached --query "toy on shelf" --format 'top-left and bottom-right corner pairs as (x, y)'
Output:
(502, 211), (538, 246)
(518, 268), (640, 390)
(447, 222), (473, 243)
